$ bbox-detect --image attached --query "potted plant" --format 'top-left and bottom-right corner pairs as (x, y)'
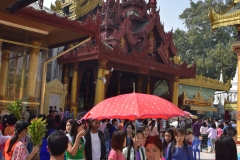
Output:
(27, 118), (47, 160)
(6, 99), (22, 120)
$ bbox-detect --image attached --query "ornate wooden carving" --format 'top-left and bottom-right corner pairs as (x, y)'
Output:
(57, 0), (196, 79)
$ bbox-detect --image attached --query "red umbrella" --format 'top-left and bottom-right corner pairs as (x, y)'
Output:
(82, 93), (185, 120)
(183, 111), (191, 117)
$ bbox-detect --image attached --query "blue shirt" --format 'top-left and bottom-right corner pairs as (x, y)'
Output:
(40, 129), (56, 160)
(165, 144), (194, 160)
(163, 142), (172, 159)
(109, 126), (117, 138)
(223, 126), (228, 132)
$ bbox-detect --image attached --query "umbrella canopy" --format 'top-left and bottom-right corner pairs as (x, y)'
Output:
(82, 93), (185, 120)
(183, 111), (191, 117)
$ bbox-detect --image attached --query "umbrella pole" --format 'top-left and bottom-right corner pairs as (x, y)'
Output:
(133, 82), (135, 93)
(135, 119), (137, 145)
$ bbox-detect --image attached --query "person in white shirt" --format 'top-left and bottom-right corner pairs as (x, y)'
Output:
(85, 119), (106, 160)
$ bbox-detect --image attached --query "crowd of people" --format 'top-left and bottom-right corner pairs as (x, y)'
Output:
(192, 117), (237, 154)
(0, 107), (238, 160)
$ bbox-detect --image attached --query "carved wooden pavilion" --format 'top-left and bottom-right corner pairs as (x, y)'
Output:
(56, 0), (196, 113)
(0, 0), (99, 113)
(209, 0), (240, 141)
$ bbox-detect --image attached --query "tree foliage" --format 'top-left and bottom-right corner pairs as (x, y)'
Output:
(173, 0), (238, 82)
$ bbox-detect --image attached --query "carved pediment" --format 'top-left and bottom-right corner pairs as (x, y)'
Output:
(181, 91), (212, 107)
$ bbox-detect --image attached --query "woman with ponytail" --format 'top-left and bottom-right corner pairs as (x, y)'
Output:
(3, 120), (39, 160)
(123, 130), (146, 160)
(65, 119), (86, 160)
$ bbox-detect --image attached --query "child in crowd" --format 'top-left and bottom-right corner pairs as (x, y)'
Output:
(185, 128), (193, 145)
(138, 124), (149, 146)
(162, 129), (174, 160)
(108, 130), (126, 160)
(123, 130), (146, 160)
(165, 128), (193, 160)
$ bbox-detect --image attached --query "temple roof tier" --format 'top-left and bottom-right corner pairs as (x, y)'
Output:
(0, 2), (100, 49)
(1, 0), (42, 12)
(209, 2), (240, 30)
(58, 0), (196, 78)
(179, 75), (231, 91)
(58, 39), (196, 78)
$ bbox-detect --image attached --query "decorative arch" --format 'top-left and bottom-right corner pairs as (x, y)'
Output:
(44, 79), (67, 115)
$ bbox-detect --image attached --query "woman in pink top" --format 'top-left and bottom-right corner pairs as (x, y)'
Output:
(145, 136), (164, 160)
(207, 123), (217, 153)
(108, 130), (126, 160)
(217, 124), (223, 138)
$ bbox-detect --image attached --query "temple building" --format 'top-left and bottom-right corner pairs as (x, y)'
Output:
(209, 0), (240, 141)
(178, 75), (230, 119)
(0, 0), (98, 114)
(213, 68), (238, 120)
(55, 0), (196, 115)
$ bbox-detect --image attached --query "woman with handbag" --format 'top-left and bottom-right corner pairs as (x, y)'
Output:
(199, 122), (208, 152)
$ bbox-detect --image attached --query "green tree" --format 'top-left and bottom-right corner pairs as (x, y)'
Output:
(173, 0), (237, 82)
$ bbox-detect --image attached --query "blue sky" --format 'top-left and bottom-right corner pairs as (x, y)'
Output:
(44, 0), (197, 31)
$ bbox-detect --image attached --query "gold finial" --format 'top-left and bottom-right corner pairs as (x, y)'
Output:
(173, 55), (182, 65)
(51, 0), (61, 12)
(120, 37), (125, 48)
(148, 32), (154, 54)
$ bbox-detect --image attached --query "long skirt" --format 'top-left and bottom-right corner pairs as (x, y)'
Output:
(200, 134), (208, 151)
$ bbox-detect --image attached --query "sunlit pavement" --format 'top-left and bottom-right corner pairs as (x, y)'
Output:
(199, 145), (240, 160)
(200, 150), (215, 160)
